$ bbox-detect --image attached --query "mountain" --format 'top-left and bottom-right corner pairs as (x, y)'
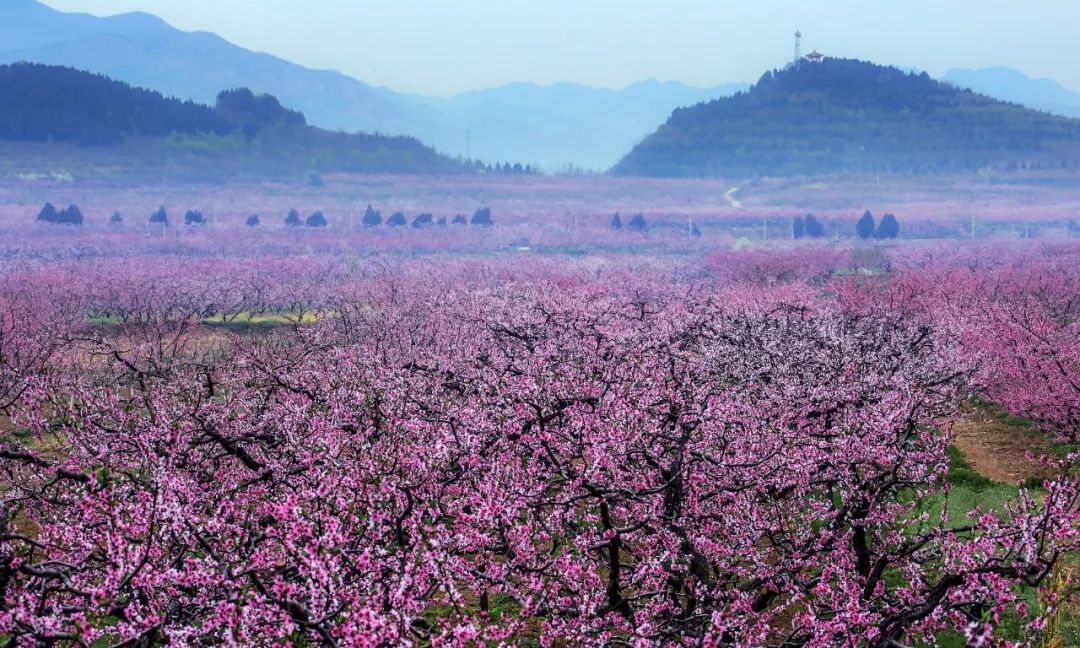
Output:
(0, 63), (468, 179)
(416, 80), (748, 171)
(0, 0), (435, 138)
(0, 63), (232, 144)
(942, 67), (1080, 119)
(613, 58), (1080, 178)
(0, 0), (743, 170)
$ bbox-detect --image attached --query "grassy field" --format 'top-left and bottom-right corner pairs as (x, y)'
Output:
(929, 403), (1079, 646)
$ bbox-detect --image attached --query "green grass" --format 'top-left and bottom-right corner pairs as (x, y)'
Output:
(914, 443), (1080, 645)
(944, 444), (997, 492)
(85, 310), (326, 329)
(201, 311), (324, 328)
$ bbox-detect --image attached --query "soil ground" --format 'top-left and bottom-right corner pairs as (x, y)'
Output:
(951, 406), (1054, 484)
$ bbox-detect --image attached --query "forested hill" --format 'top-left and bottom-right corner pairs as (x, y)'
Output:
(0, 63), (469, 177)
(612, 58), (1080, 178)
(0, 63), (232, 144)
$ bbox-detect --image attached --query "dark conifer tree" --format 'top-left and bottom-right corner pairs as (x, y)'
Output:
(856, 210), (876, 239)
(362, 205), (382, 227)
(471, 207), (494, 226)
(804, 213), (826, 238)
(36, 202), (58, 223)
(876, 213), (900, 239)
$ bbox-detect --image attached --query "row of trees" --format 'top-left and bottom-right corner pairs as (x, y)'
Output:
(33, 204), (497, 229)
(607, 211), (884, 240)
(610, 212), (649, 231)
(355, 205), (494, 228)
(35, 202), (83, 225)
(792, 212), (826, 238)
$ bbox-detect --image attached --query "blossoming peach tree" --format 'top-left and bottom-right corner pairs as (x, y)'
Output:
(0, 247), (1076, 646)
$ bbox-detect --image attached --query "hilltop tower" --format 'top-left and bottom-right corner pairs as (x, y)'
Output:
(793, 30), (802, 63)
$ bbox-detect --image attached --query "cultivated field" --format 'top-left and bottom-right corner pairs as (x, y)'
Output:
(0, 174), (1076, 646)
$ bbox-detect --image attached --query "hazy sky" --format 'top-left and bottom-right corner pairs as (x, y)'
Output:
(38, 0), (1080, 96)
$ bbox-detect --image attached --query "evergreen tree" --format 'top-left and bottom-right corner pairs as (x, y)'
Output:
(856, 210), (876, 239)
(184, 210), (206, 226)
(110, 211), (123, 226)
(56, 205), (84, 225)
(451, 214), (468, 225)
(306, 211), (327, 227)
(628, 213), (648, 232)
(411, 213), (434, 228)
(610, 213), (623, 230)
(471, 207), (494, 227)
(36, 202), (58, 224)
(691, 223), (702, 238)
(362, 205), (382, 228)
(245, 214), (260, 227)
(792, 215), (805, 239)
(804, 213), (825, 238)
(150, 207), (169, 226)
(387, 212), (407, 226)
(285, 209), (302, 227)
(876, 213), (900, 239)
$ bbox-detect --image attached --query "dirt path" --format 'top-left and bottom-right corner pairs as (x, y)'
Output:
(724, 187), (742, 208)
(951, 405), (1052, 484)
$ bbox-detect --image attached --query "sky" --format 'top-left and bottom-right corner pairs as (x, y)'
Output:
(38, 0), (1080, 96)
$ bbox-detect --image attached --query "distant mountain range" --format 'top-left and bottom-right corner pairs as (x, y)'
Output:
(942, 67), (1080, 119)
(4, 0), (1079, 174)
(0, 0), (744, 170)
(412, 80), (746, 171)
(614, 58), (1080, 177)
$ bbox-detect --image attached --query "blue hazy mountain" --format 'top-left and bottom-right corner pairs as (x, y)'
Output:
(942, 67), (1080, 119)
(416, 80), (748, 171)
(0, 0), (434, 138)
(0, 0), (744, 170)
